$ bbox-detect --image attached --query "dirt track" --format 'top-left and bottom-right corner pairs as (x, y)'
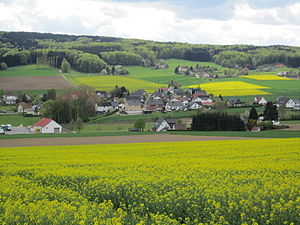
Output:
(0, 76), (75, 90)
(0, 134), (259, 148)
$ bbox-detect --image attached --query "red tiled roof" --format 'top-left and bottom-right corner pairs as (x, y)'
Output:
(32, 118), (53, 128)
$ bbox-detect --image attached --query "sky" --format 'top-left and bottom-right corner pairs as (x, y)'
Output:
(1, 0), (300, 46)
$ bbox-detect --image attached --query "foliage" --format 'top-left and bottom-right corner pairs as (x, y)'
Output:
(74, 117), (84, 132)
(0, 139), (299, 224)
(61, 58), (71, 73)
(263, 102), (279, 121)
(134, 119), (145, 131)
(249, 106), (259, 121)
(0, 61), (8, 70)
(192, 112), (245, 131)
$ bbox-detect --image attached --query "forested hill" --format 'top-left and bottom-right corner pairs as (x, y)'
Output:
(1, 31), (300, 73)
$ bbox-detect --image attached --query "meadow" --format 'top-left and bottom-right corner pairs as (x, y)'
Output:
(0, 139), (299, 224)
(0, 65), (59, 77)
(0, 114), (40, 126)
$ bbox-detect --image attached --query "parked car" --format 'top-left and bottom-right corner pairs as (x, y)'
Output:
(0, 128), (5, 135)
(0, 110), (6, 114)
(1, 124), (11, 131)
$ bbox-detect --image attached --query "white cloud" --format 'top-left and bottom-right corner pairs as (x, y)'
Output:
(0, 0), (300, 46)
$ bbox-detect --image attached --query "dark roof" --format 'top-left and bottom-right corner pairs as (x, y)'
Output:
(126, 95), (142, 101)
(276, 96), (289, 105)
(166, 101), (184, 107)
(229, 98), (242, 104)
(147, 99), (164, 106)
(126, 100), (143, 106)
(99, 102), (112, 107)
(153, 118), (177, 129)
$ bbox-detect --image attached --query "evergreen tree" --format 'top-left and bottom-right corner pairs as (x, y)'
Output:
(174, 66), (179, 74)
(61, 58), (71, 73)
(47, 89), (56, 101)
(111, 66), (115, 75)
(249, 107), (259, 121)
(263, 102), (279, 121)
(219, 94), (223, 101)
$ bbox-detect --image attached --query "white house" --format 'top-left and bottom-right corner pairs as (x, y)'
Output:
(193, 96), (213, 104)
(31, 118), (62, 133)
(188, 102), (202, 110)
(3, 94), (17, 105)
(165, 101), (184, 111)
(254, 96), (267, 105)
(286, 99), (300, 110)
(152, 118), (177, 132)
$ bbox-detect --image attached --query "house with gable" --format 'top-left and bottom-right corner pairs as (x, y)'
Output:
(146, 99), (165, 111)
(286, 99), (300, 110)
(165, 101), (185, 111)
(152, 118), (177, 132)
(253, 96), (267, 105)
(31, 118), (62, 133)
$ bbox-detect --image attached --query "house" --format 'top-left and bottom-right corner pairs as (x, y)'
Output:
(2, 92), (18, 105)
(95, 101), (119, 114)
(228, 98), (243, 107)
(170, 97), (189, 106)
(188, 102), (202, 110)
(251, 127), (261, 132)
(31, 118), (62, 133)
(170, 88), (186, 97)
(254, 96), (267, 105)
(276, 96), (289, 107)
(17, 103), (32, 113)
(152, 118), (177, 132)
(193, 96), (213, 104)
(286, 99), (300, 110)
(95, 91), (108, 99)
(125, 95), (144, 102)
(124, 100), (143, 113)
(146, 99), (165, 111)
(165, 101), (184, 111)
(178, 66), (189, 73)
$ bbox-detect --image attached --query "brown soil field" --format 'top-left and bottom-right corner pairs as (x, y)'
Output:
(0, 76), (75, 90)
(0, 134), (260, 148)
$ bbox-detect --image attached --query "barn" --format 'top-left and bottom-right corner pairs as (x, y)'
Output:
(31, 118), (62, 133)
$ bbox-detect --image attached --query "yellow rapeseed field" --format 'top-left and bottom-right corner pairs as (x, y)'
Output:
(189, 81), (271, 96)
(0, 139), (299, 224)
(244, 75), (292, 80)
(70, 75), (167, 92)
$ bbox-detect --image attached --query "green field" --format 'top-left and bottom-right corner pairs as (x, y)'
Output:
(0, 65), (60, 77)
(81, 122), (154, 133)
(0, 139), (299, 224)
(0, 114), (40, 126)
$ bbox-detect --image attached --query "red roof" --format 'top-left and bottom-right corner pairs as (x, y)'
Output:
(32, 118), (53, 128)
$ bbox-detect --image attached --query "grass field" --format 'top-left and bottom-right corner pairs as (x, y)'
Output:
(0, 65), (60, 77)
(0, 114), (40, 126)
(81, 122), (154, 133)
(0, 139), (299, 224)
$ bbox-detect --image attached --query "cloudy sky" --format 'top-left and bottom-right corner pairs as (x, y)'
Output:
(1, 0), (300, 46)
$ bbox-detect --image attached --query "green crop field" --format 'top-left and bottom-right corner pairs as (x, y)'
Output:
(81, 122), (153, 133)
(0, 139), (299, 224)
(0, 65), (60, 77)
(0, 114), (40, 126)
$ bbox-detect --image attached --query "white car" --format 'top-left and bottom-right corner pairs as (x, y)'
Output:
(0, 128), (5, 135)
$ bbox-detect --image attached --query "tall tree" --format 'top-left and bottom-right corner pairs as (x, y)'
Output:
(47, 89), (56, 101)
(134, 119), (145, 131)
(249, 106), (259, 121)
(263, 102), (279, 121)
(74, 117), (84, 133)
(61, 58), (71, 73)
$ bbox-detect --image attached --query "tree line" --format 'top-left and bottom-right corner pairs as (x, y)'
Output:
(1, 31), (300, 71)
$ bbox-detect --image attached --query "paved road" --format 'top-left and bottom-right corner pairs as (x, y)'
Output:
(0, 134), (260, 148)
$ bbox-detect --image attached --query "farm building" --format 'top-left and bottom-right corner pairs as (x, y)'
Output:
(31, 118), (62, 133)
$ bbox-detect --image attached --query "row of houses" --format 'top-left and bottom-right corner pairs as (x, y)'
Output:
(95, 87), (215, 114)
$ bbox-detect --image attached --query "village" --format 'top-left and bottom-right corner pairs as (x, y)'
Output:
(1, 84), (300, 135)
